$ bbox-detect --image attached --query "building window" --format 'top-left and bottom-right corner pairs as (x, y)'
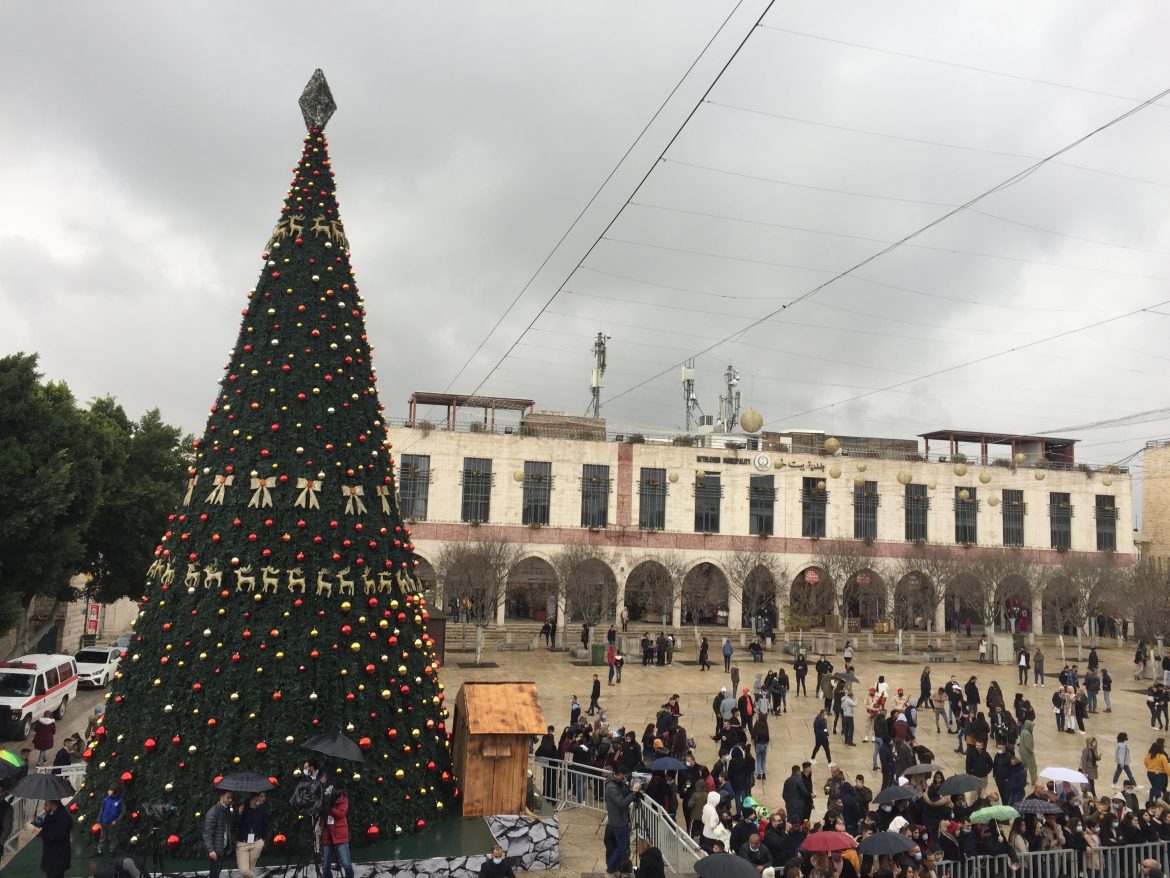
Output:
(954, 487), (977, 545)
(522, 461), (551, 526)
(904, 484), (928, 542)
(1095, 494), (1117, 551)
(460, 457), (492, 523)
(399, 454), (430, 521)
(854, 480), (878, 541)
(638, 467), (667, 530)
(1002, 489), (1025, 547)
(581, 464), (610, 528)
(1049, 492), (1072, 550)
(801, 477), (827, 539)
(694, 472), (722, 533)
(749, 475), (775, 536)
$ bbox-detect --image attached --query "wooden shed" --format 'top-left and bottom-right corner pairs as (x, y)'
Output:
(452, 681), (546, 817)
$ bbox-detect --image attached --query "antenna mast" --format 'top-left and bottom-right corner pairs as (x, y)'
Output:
(590, 331), (610, 418)
(718, 364), (740, 433)
(681, 359), (699, 431)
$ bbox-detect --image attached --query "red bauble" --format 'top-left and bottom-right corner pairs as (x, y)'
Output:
(120, 771), (133, 784)
(192, 683), (203, 693)
(366, 826), (380, 841)
(144, 738), (157, 753)
(256, 741), (268, 754)
(273, 834), (288, 849)
(172, 735), (182, 745)
(416, 819), (426, 830)
(358, 737), (372, 752)
(95, 725), (107, 738)
(82, 748), (93, 762)
(386, 729), (397, 740)
(91, 822), (102, 838)
(166, 834), (181, 851)
(272, 691), (283, 701)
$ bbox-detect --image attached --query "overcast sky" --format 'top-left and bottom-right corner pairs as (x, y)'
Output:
(4, 2), (1170, 504)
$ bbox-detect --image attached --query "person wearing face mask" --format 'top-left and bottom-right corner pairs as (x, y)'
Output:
(937, 820), (962, 863)
(1082, 818), (1103, 877)
(991, 742), (1013, 802)
(480, 845), (515, 878)
(957, 820), (978, 859)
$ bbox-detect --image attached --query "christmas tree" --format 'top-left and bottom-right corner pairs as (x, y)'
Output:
(78, 71), (457, 858)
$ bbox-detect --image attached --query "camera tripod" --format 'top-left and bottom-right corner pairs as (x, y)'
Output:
(275, 815), (324, 878)
(141, 822), (172, 878)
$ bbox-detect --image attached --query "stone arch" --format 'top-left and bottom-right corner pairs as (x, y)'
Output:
(1042, 573), (1083, 637)
(842, 567), (887, 629)
(996, 574), (1033, 634)
(413, 554), (438, 602)
(623, 559), (677, 625)
(893, 571), (934, 631)
(505, 555), (559, 621)
(563, 557), (619, 626)
(743, 564), (780, 632)
(945, 570), (982, 633)
(789, 566), (833, 627)
(682, 561), (730, 626)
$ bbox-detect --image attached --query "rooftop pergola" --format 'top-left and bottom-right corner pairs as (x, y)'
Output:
(919, 429), (1077, 466)
(406, 392), (535, 433)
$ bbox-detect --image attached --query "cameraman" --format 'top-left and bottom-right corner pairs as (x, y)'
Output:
(603, 765), (642, 876)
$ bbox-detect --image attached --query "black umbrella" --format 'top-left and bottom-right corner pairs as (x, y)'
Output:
(832, 671), (861, 684)
(215, 772), (275, 793)
(872, 785), (921, 805)
(858, 831), (914, 856)
(938, 774), (982, 796)
(301, 731), (364, 763)
(11, 773), (74, 801)
(694, 852), (759, 878)
(1016, 797), (1063, 815)
(647, 757), (687, 772)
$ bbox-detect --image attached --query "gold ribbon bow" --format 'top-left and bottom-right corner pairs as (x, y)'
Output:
(295, 477), (323, 509)
(342, 485), (367, 515)
(183, 475), (199, 506)
(205, 474), (234, 504)
(375, 485), (391, 514)
(248, 476), (276, 508)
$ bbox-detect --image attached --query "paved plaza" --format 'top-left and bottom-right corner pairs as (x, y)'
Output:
(440, 633), (1161, 876)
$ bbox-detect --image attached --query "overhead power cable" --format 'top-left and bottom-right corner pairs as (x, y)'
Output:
(1036, 407), (1170, 436)
(435, 0), (749, 395)
(598, 83), (1170, 410)
(464, 0), (778, 400)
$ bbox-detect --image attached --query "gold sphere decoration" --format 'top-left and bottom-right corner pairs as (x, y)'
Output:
(823, 437), (841, 454)
(1013, 452), (1027, 465)
(816, 480), (826, 491)
(953, 463), (968, 477)
(927, 482), (937, 490)
(857, 462), (867, 472)
(829, 465), (841, 479)
(853, 476), (866, 487)
(988, 495), (1001, 507)
(668, 472), (679, 483)
(959, 489), (971, 502)
(896, 471), (912, 486)
(978, 472), (992, 484)
(1034, 471), (1046, 480)
(1102, 476), (1113, 487)
(512, 470), (525, 483)
(739, 409), (764, 433)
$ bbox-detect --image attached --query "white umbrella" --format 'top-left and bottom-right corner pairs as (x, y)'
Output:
(1039, 766), (1090, 784)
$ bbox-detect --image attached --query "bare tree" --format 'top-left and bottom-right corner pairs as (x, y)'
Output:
(1125, 557), (1170, 643)
(815, 541), (878, 625)
(681, 562), (729, 629)
(1055, 553), (1121, 652)
(725, 549), (787, 633)
(624, 552), (684, 628)
(964, 550), (1036, 635)
(434, 538), (526, 663)
(551, 544), (617, 631)
(895, 543), (971, 647)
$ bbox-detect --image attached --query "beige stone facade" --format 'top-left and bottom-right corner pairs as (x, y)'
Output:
(1141, 440), (1170, 561)
(389, 426), (1133, 635)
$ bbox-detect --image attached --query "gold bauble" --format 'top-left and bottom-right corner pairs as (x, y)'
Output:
(953, 463), (968, 477)
(959, 489), (971, 502)
(988, 495), (1001, 507)
(512, 470), (525, 483)
(1034, 471), (1046, 481)
(739, 409), (764, 433)
(824, 437), (841, 454)
(896, 471), (912, 486)
(829, 465), (841, 479)
(978, 472), (992, 484)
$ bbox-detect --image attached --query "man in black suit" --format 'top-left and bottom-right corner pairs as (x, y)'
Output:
(38, 798), (72, 878)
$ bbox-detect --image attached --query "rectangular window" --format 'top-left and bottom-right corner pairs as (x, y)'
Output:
(749, 475), (775, 536)
(399, 454), (431, 521)
(801, 477), (827, 538)
(522, 461), (551, 526)
(581, 464), (610, 528)
(954, 487), (977, 545)
(460, 457), (492, 523)
(694, 472), (722, 533)
(1049, 491), (1072, 550)
(1002, 489), (1025, 547)
(1095, 494), (1117, 551)
(854, 480), (878, 541)
(638, 467), (667, 531)
(904, 484), (929, 542)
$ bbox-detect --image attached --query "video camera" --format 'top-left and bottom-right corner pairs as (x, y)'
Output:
(141, 801), (178, 823)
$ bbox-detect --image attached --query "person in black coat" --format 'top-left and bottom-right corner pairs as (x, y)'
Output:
(635, 845), (666, 878)
(38, 799), (72, 878)
(480, 844), (516, 878)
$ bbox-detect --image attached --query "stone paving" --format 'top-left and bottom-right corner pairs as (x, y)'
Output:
(439, 635), (1160, 877)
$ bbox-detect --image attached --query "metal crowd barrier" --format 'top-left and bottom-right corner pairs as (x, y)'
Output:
(531, 757), (702, 873)
(939, 841), (1170, 878)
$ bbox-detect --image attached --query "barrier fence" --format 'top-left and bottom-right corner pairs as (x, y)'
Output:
(531, 757), (702, 873)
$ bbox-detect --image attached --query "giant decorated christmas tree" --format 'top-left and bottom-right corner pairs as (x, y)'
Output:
(78, 71), (458, 857)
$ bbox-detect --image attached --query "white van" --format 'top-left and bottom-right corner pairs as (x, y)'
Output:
(0, 655), (79, 740)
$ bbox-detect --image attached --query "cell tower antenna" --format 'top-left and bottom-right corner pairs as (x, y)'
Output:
(718, 364), (740, 433)
(681, 359), (699, 431)
(590, 331), (610, 418)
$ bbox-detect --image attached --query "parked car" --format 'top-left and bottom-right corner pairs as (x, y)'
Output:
(74, 646), (121, 689)
(0, 655), (79, 740)
(110, 634), (132, 651)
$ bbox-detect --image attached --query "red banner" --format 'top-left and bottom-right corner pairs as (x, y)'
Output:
(85, 602), (101, 636)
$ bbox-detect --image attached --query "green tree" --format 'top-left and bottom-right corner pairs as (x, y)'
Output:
(78, 83), (455, 856)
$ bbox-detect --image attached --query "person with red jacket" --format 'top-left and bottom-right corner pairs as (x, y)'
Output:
(321, 782), (354, 878)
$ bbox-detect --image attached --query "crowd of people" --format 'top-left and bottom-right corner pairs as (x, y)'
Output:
(548, 634), (1170, 878)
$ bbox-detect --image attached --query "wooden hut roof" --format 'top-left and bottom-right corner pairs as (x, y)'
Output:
(460, 681), (546, 735)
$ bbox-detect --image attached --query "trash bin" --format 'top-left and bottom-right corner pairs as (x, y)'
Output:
(591, 643), (606, 666)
